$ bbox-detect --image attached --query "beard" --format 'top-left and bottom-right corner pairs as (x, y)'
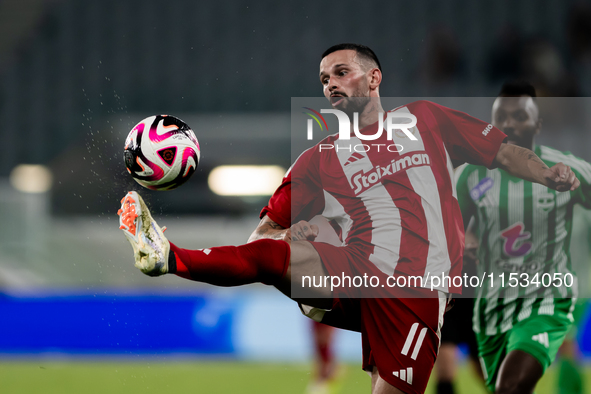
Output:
(332, 96), (371, 117)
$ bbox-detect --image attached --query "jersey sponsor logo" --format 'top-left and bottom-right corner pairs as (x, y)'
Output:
(532, 332), (549, 348)
(350, 153), (431, 195)
(536, 192), (555, 212)
(401, 322), (427, 361)
(392, 367), (414, 385)
(496, 259), (541, 273)
(469, 177), (494, 201)
(482, 124), (493, 136)
(500, 222), (532, 257)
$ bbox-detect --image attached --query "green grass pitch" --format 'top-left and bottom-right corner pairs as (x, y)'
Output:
(0, 360), (587, 393)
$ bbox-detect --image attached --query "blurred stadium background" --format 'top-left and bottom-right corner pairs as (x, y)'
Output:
(2, 0), (591, 393)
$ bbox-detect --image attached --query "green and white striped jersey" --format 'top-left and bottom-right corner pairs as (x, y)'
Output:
(455, 145), (591, 335)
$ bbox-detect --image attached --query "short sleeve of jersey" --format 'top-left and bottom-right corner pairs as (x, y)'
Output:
(410, 101), (507, 168)
(260, 172), (292, 228)
(260, 147), (324, 228)
(454, 164), (478, 229)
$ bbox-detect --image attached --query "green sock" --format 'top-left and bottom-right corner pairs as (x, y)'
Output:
(558, 358), (584, 394)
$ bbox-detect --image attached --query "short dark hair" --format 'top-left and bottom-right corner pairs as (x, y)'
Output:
(498, 80), (537, 98)
(322, 43), (382, 71)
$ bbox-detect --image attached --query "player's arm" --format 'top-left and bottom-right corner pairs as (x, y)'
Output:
(454, 164), (477, 231)
(423, 101), (578, 192)
(248, 215), (288, 242)
(492, 143), (580, 192)
(460, 202), (476, 232)
(454, 164), (480, 270)
(463, 218), (479, 266)
(247, 215), (319, 243)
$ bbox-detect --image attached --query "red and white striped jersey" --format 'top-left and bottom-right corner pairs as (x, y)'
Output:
(261, 101), (506, 293)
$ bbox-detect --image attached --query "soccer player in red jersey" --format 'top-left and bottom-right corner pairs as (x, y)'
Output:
(119, 44), (579, 394)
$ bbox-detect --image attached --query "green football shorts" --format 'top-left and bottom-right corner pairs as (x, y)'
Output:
(476, 311), (573, 392)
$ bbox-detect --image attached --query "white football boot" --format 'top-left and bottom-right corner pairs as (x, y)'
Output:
(118, 191), (170, 276)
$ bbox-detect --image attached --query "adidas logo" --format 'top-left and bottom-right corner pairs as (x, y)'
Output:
(392, 367), (413, 385)
(532, 332), (549, 348)
(344, 152), (364, 166)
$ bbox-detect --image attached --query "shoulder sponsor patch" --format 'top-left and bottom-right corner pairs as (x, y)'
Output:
(482, 124), (493, 136)
(469, 177), (494, 201)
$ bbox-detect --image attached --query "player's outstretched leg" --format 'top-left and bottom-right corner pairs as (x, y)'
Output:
(118, 191), (170, 276)
(118, 191), (291, 286)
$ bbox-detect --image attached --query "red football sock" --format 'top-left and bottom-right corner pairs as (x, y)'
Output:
(169, 239), (290, 286)
(313, 321), (335, 380)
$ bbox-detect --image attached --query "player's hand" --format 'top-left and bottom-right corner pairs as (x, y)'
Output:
(289, 220), (319, 242)
(543, 163), (579, 192)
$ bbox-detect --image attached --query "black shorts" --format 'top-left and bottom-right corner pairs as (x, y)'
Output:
(441, 296), (479, 362)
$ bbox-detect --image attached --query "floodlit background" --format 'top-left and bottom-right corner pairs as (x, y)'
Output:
(1, 1), (591, 393)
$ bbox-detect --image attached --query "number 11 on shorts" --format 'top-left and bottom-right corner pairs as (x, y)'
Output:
(401, 323), (427, 360)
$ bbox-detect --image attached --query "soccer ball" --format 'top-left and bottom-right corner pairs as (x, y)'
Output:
(123, 115), (200, 191)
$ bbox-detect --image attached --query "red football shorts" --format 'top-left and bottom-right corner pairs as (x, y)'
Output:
(308, 241), (447, 394)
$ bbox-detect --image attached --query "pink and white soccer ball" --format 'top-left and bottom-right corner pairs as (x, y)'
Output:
(123, 115), (200, 191)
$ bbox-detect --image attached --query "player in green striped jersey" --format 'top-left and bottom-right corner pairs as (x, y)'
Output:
(455, 81), (591, 394)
